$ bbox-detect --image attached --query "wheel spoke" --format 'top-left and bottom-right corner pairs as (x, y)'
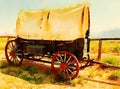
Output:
(55, 57), (61, 62)
(16, 56), (20, 64)
(7, 48), (12, 53)
(54, 61), (61, 65)
(14, 57), (18, 65)
(12, 57), (15, 64)
(65, 69), (69, 75)
(7, 52), (11, 56)
(17, 56), (20, 61)
(63, 53), (66, 62)
(68, 69), (74, 75)
(8, 46), (12, 51)
(54, 57), (61, 65)
(10, 57), (14, 62)
(9, 44), (14, 51)
(66, 55), (72, 63)
(59, 55), (63, 62)
(68, 60), (75, 66)
(16, 49), (21, 53)
(9, 56), (13, 61)
(16, 53), (22, 56)
(68, 65), (76, 70)
(11, 42), (14, 49)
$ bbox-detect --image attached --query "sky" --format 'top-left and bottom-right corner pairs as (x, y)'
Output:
(0, 0), (120, 37)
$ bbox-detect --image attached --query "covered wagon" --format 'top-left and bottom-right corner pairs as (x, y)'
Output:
(5, 4), (90, 80)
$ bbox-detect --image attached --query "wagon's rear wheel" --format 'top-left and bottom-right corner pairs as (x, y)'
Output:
(51, 51), (79, 80)
(5, 40), (23, 66)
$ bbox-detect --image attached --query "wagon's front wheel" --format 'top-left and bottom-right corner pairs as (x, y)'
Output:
(5, 40), (23, 66)
(51, 51), (79, 80)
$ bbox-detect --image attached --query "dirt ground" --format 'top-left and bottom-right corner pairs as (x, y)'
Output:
(0, 52), (120, 89)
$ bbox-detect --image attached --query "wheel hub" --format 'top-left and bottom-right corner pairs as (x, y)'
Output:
(60, 62), (68, 70)
(10, 51), (15, 57)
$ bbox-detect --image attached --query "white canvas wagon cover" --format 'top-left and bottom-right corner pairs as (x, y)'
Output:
(16, 4), (90, 40)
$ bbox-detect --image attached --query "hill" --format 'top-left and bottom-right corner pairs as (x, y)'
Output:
(91, 29), (120, 38)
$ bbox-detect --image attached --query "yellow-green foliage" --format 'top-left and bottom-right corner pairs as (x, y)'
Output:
(102, 40), (120, 53)
(90, 40), (120, 54)
(100, 56), (120, 66)
(0, 38), (7, 50)
(0, 38), (15, 50)
(70, 76), (87, 86)
(90, 41), (99, 53)
(109, 70), (120, 80)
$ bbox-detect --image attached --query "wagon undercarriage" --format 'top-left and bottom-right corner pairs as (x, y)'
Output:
(5, 38), (91, 80)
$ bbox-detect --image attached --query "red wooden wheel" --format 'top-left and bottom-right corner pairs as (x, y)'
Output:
(5, 40), (23, 66)
(51, 51), (79, 80)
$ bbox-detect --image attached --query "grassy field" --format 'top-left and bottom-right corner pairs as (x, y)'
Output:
(0, 38), (120, 89)
(90, 40), (120, 60)
(0, 57), (120, 89)
(90, 40), (120, 54)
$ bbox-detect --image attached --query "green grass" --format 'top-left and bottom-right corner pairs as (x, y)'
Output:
(21, 75), (45, 84)
(0, 61), (8, 69)
(102, 41), (120, 53)
(70, 76), (87, 86)
(22, 66), (38, 76)
(0, 58), (67, 84)
(109, 70), (120, 80)
(90, 41), (99, 53)
(90, 40), (120, 54)
(100, 56), (120, 66)
(113, 46), (120, 53)
(0, 60), (58, 84)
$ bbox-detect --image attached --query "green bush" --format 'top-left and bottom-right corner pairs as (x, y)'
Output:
(33, 76), (44, 84)
(21, 74), (45, 84)
(22, 66), (38, 75)
(28, 67), (38, 75)
(15, 70), (23, 76)
(21, 75), (32, 81)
